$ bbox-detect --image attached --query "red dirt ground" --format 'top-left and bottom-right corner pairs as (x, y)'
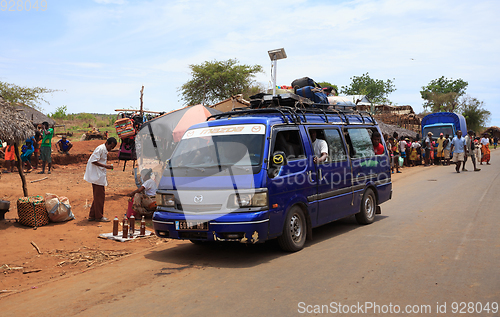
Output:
(0, 140), (166, 292)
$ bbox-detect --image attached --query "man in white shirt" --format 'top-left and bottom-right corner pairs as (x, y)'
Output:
(84, 137), (117, 222)
(450, 131), (466, 173)
(128, 168), (158, 217)
(310, 129), (328, 164)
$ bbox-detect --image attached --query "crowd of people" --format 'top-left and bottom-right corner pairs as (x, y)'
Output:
(1, 121), (73, 174)
(381, 131), (496, 174)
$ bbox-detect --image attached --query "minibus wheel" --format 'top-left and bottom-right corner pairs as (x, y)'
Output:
(355, 188), (376, 225)
(278, 206), (306, 252)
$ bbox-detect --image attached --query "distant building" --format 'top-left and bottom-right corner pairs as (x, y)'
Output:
(209, 94), (250, 112)
(482, 126), (500, 139)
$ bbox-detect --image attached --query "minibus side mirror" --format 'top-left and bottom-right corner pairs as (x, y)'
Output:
(268, 151), (287, 178)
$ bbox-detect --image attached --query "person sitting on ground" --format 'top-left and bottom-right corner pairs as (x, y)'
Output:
(372, 131), (385, 155)
(56, 136), (73, 154)
(309, 129), (328, 164)
(127, 168), (158, 217)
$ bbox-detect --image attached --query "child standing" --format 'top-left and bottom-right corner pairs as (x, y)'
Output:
(2, 142), (16, 173)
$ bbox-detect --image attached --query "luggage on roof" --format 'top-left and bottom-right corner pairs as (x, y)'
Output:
(296, 86), (328, 104)
(291, 77), (321, 89)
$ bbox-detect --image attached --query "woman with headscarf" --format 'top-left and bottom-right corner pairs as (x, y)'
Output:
(480, 133), (491, 165)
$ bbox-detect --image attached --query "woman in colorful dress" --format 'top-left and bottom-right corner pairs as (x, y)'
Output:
(480, 134), (491, 165)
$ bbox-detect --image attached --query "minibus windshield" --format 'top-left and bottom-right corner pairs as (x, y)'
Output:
(170, 133), (265, 168)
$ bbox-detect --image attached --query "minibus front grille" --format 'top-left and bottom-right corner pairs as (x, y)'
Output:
(176, 204), (223, 212)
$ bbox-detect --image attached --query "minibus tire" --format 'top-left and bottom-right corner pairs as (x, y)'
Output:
(355, 188), (376, 225)
(278, 206), (306, 252)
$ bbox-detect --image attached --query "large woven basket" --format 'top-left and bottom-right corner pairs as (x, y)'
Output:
(17, 195), (49, 228)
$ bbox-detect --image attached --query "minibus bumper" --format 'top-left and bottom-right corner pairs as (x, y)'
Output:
(153, 210), (270, 243)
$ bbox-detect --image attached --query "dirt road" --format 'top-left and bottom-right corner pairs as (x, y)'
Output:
(0, 140), (158, 292)
(1, 150), (499, 316)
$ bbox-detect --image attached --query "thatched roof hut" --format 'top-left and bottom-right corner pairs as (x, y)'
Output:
(482, 126), (500, 139)
(15, 104), (55, 126)
(0, 97), (36, 143)
(377, 121), (419, 139)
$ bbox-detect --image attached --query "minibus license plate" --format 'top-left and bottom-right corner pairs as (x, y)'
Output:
(175, 220), (208, 231)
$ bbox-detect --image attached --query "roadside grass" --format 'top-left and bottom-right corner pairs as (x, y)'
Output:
(52, 114), (119, 141)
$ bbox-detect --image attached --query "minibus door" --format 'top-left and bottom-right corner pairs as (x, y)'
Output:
(267, 127), (316, 236)
(309, 127), (354, 224)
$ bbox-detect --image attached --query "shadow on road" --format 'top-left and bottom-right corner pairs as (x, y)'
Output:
(144, 214), (388, 269)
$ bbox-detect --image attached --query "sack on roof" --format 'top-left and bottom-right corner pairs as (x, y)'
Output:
(291, 77), (321, 89)
(296, 86), (329, 104)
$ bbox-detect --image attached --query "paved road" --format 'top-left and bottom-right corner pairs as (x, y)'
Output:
(2, 151), (499, 316)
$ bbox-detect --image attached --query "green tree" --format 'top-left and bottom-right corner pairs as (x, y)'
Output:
(458, 95), (490, 133)
(49, 105), (68, 119)
(420, 76), (468, 112)
(317, 81), (339, 95)
(340, 73), (396, 104)
(179, 59), (264, 106)
(0, 81), (59, 110)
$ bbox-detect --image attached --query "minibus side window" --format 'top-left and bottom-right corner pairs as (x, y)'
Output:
(273, 130), (305, 161)
(324, 129), (347, 162)
(368, 128), (386, 155)
(347, 128), (375, 158)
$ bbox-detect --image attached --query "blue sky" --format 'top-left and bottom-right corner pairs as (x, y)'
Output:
(1, 0), (499, 127)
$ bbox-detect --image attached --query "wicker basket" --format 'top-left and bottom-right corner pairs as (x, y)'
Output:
(17, 195), (49, 228)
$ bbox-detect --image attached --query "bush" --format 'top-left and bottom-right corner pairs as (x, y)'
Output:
(50, 105), (68, 119)
(75, 113), (96, 122)
(96, 120), (108, 127)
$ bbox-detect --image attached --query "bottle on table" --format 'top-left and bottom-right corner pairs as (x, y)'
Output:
(129, 215), (135, 236)
(140, 216), (146, 236)
(112, 216), (119, 236)
(122, 217), (129, 238)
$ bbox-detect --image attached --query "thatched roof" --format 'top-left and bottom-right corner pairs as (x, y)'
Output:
(378, 121), (419, 139)
(0, 97), (36, 143)
(15, 104), (55, 126)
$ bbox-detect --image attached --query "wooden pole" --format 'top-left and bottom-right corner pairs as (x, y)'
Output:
(14, 143), (29, 197)
(140, 86), (144, 118)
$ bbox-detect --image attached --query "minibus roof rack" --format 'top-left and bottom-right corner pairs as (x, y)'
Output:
(207, 93), (376, 126)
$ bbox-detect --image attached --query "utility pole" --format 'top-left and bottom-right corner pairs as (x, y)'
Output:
(140, 86), (144, 117)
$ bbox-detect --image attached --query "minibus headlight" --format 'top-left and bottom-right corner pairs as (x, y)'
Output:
(228, 192), (267, 208)
(156, 194), (175, 207)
